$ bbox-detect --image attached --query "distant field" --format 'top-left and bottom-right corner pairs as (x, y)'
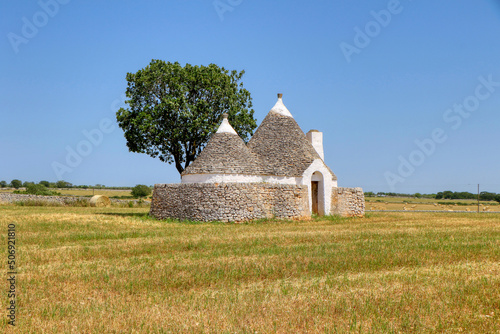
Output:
(0, 205), (498, 333)
(0, 188), (133, 197)
(366, 196), (500, 212)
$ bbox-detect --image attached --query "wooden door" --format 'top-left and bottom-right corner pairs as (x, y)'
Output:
(312, 181), (319, 214)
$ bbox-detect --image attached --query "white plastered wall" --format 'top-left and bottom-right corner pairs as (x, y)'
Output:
(306, 131), (324, 160)
(182, 173), (301, 185)
(300, 159), (337, 216)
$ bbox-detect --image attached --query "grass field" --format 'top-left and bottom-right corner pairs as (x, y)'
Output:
(1, 205), (499, 333)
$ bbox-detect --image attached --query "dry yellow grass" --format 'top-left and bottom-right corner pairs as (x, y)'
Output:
(0, 206), (498, 333)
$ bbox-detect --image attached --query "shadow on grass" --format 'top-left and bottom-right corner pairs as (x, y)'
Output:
(97, 212), (290, 225)
(98, 212), (363, 225)
(99, 212), (151, 218)
(98, 212), (207, 224)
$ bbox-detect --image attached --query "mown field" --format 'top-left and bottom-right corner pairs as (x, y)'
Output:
(0, 188), (134, 198)
(366, 197), (500, 212)
(0, 205), (499, 333)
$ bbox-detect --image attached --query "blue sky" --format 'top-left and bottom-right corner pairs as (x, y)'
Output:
(1, 0), (500, 194)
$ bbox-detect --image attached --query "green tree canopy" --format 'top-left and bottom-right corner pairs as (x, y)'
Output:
(23, 181), (34, 188)
(10, 179), (22, 189)
(56, 180), (72, 188)
(116, 60), (257, 174)
(131, 184), (152, 198)
(39, 180), (50, 187)
(26, 184), (54, 196)
(479, 191), (496, 201)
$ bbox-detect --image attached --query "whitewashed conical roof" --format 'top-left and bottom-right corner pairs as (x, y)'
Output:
(270, 94), (293, 117)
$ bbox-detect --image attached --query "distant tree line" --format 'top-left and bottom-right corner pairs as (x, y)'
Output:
(365, 191), (500, 203)
(0, 179), (74, 189)
(0, 179), (145, 190)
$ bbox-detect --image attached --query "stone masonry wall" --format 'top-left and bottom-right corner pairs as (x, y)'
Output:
(150, 183), (309, 222)
(331, 187), (365, 217)
(0, 193), (87, 205)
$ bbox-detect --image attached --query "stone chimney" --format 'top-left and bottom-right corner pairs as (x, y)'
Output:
(306, 130), (324, 160)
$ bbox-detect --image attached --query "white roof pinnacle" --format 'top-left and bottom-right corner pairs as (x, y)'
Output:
(270, 93), (293, 117)
(216, 113), (238, 135)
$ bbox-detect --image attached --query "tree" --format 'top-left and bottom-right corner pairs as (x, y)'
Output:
(0, 181), (7, 188)
(116, 60), (256, 174)
(23, 181), (34, 188)
(442, 191), (453, 199)
(131, 185), (152, 198)
(26, 184), (52, 196)
(39, 180), (50, 187)
(480, 191), (496, 201)
(495, 194), (500, 204)
(10, 179), (22, 189)
(56, 180), (72, 188)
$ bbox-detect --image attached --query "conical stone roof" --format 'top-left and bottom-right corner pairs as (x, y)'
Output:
(247, 95), (337, 179)
(182, 114), (264, 176)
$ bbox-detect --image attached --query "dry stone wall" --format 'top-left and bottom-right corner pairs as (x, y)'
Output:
(0, 193), (144, 205)
(0, 193), (86, 205)
(331, 187), (365, 217)
(150, 183), (310, 222)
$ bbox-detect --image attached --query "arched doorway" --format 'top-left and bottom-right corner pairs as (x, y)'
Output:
(311, 171), (324, 215)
